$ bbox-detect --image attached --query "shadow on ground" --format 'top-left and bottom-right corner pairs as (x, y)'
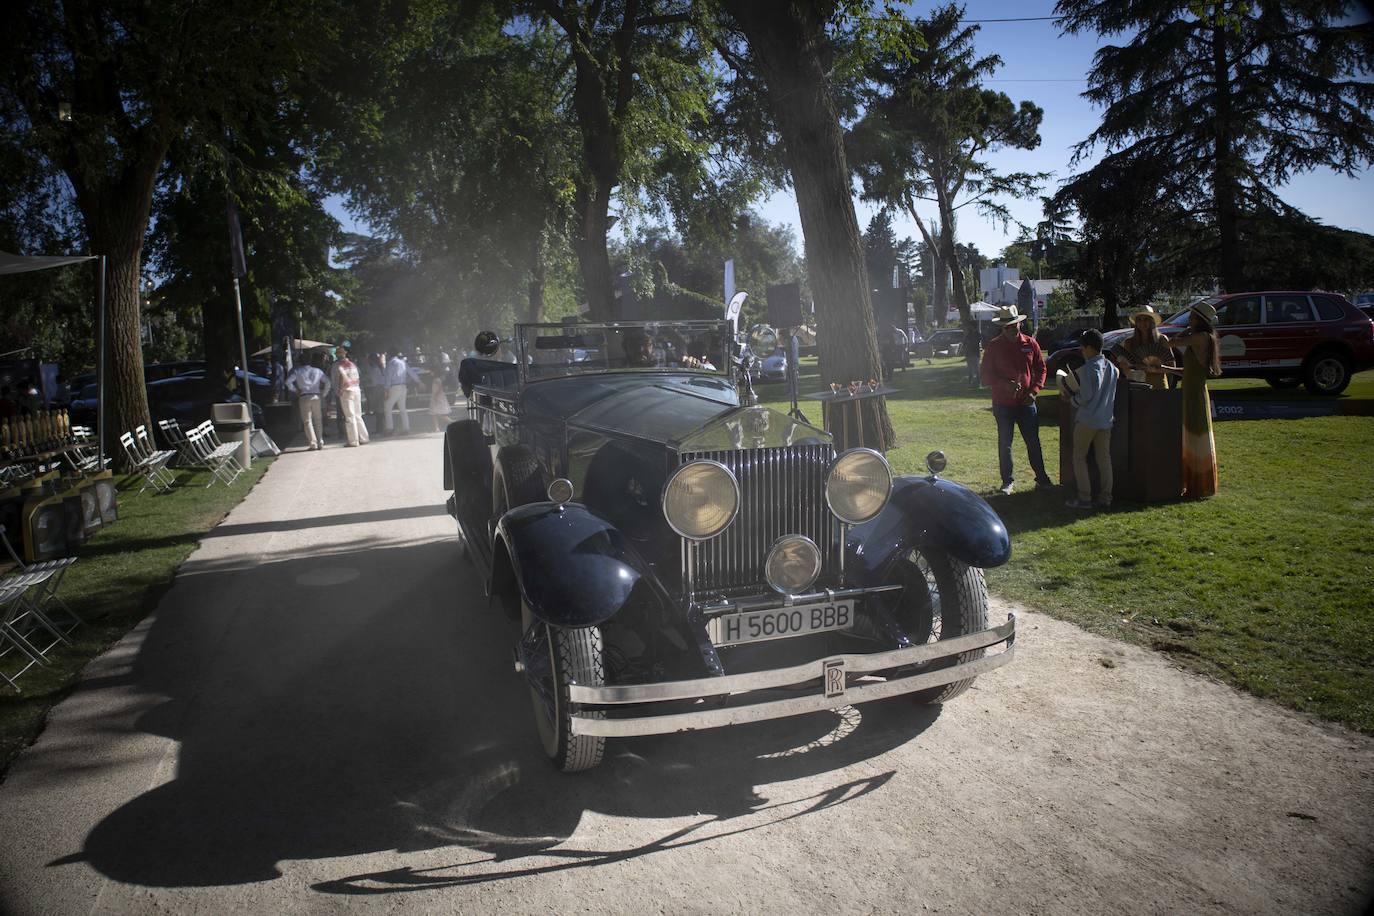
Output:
(39, 538), (939, 893)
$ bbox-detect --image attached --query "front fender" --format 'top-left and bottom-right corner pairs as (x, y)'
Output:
(846, 476), (1011, 582)
(494, 502), (660, 628)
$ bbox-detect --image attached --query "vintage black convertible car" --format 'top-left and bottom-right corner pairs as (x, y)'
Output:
(444, 319), (1016, 771)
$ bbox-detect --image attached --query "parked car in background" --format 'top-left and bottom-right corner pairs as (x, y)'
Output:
(923, 328), (964, 357)
(1159, 291), (1373, 394)
(68, 383), (99, 427)
(146, 374), (265, 429)
(758, 346), (788, 381)
(1047, 292), (1374, 395)
(1355, 292), (1374, 320)
(443, 319), (1016, 772)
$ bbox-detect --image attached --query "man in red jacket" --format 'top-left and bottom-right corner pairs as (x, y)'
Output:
(980, 306), (1053, 495)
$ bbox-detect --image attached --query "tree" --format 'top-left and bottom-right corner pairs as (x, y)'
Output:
(1, 0), (338, 449)
(527, 1), (734, 318)
(851, 4), (1045, 340)
(1055, 149), (1202, 328)
(150, 138), (346, 383)
(613, 212), (806, 327)
(715, 0), (895, 450)
(320, 14), (579, 330)
(1057, 0), (1374, 291)
(862, 210), (900, 292)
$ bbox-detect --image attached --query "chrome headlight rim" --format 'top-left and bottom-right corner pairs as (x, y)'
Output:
(825, 447), (893, 525)
(662, 458), (741, 541)
(764, 534), (823, 595)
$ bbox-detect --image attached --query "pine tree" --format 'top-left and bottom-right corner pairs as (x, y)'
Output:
(1057, 0), (1374, 291)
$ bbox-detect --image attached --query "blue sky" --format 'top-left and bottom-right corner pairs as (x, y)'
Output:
(328, 2), (1372, 268)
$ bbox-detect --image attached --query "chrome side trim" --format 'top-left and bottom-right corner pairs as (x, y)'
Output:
(568, 613), (1015, 705)
(569, 647), (1015, 737)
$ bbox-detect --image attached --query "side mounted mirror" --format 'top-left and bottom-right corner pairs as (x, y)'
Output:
(474, 331), (500, 356)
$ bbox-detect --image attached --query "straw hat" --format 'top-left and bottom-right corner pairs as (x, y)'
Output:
(1188, 300), (1218, 325)
(1130, 305), (1161, 326)
(993, 305), (1027, 326)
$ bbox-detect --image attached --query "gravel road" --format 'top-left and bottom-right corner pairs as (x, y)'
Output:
(0, 430), (1370, 914)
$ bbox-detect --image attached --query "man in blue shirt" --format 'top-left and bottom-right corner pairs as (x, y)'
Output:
(382, 347), (411, 435)
(1067, 328), (1119, 509)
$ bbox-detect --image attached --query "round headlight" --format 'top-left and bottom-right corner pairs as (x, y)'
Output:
(663, 460), (740, 540)
(765, 535), (822, 594)
(826, 448), (892, 524)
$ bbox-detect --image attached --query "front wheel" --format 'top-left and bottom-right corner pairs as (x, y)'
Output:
(1303, 351), (1351, 396)
(882, 547), (990, 704)
(521, 601), (606, 772)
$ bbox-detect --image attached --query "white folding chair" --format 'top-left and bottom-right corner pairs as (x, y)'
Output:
(119, 430), (174, 493)
(135, 425), (178, 479)
(0, 582), (51, 692)
(0, 524), (82, 635)
(157, 418), (199, 468)
(185, 424), (242, 487)
(200, 422), (245, 475)
(63, 425), (110, 475)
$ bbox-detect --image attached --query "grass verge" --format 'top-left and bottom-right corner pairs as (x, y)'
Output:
(764, 358), (1374, 732)
(0, 461), (272, 776)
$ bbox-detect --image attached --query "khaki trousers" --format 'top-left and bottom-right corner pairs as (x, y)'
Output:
(340, 388), (369, 445)
(1072, 422), (1112, 503)
(297, 394), (323, 449)
(383, 384), (410, 433)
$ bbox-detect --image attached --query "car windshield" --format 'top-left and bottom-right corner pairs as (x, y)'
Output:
(517, 320), (733, 381)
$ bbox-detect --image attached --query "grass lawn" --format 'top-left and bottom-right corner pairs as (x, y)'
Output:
(0, 461), (272, 776)
(763, 358), (1374, 732)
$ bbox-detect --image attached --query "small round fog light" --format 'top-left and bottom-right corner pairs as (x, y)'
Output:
(765, 535), (822, 594)
(925, 450), (947, 475)
(548, 478), (574, 504)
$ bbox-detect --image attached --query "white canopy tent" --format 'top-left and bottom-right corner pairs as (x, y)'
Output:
(0, 250), (107, 465)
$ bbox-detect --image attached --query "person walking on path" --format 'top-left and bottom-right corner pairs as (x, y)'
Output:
(426, 366), (451, 432)
(1157, 300), (1222, 499)
(1066, 329), (1119, 510)
(330, 345), (370, 447)
(286, 352), (332, 451)
(363, 353), (385, 421)
(980, 305), (1053, 495)
(382, 347), (412, 435)
(963, 322), (982, 388)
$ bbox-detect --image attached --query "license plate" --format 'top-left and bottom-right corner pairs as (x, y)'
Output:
(707, 600), (855, 647)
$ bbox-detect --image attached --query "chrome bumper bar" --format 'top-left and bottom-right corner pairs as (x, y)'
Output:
(568, 613), (1016, 738)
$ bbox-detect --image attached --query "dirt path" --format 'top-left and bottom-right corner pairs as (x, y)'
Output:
(0, 433), (1369, 914)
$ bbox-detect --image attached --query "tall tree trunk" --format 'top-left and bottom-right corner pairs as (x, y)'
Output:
(572, 177), (617, 318)
(527, 248), (547, 324)
(723, 0), (891, 450)
(1211, 20), (1243, 292)
(937, 193), (973, 329)
(87, 219), (152, 461)
(200, 282), (239, 388)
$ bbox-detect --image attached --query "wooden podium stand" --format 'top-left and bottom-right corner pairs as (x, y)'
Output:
(1059, 385), (1182, 502)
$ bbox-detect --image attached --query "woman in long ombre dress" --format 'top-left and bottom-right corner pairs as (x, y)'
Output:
(1160, 300), (1222, 498)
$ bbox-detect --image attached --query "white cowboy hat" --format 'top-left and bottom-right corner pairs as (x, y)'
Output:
(1188, 300), (1219, 325)
(1130, 305), (1161, 326)
(993, 305), (1027, 326)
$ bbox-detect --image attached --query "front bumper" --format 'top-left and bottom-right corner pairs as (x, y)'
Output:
(567, 613), (1016, 737)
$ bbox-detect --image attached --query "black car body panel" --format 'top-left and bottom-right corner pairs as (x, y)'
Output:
(846, 477), (1012, 580)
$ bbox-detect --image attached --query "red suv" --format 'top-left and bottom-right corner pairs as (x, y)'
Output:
(1158, 292), (1374, 395)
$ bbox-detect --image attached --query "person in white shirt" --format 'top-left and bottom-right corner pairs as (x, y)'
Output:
(382, 347), (411, 434)
(286, 352), (332, 450)
(330, 345), (370, 447)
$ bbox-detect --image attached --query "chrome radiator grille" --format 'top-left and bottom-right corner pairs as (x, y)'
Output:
(681, 444), (838, 594)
